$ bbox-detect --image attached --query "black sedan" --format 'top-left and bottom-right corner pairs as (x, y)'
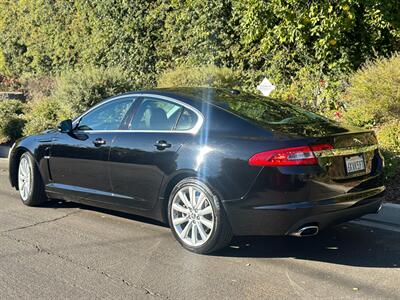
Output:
(8, 88), (385, 254)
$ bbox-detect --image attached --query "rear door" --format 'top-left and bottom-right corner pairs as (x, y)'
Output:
(48, 96), (136, 202)
(108, 95), (202, 210)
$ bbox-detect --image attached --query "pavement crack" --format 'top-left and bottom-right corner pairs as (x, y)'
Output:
(2, 234), (169, 299)
(0, 210), (80, 233)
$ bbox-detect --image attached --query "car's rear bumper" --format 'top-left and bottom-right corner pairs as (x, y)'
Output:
(223, 186), (385, 236)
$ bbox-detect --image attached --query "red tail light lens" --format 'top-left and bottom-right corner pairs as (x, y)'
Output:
(248, 144), (333, 166)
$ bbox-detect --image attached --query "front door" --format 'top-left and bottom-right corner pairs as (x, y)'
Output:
(47, 96), (136, 202)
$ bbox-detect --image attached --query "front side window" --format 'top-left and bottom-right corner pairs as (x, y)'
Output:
(130, 98), (182, 130)
(77, 97), (135, 131)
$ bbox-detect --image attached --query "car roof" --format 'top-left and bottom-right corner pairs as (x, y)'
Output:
(122, 87), (243, 110)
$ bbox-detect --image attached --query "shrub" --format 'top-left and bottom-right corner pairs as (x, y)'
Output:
(0, 99), (25, 143)
(376, 120), (400, 181)
(157, 65), (240, 89)
(53, 66), (138, 119)
(271, 66), (347, 115)
(23, 97), (64, 136)
(343, 53), (400, 127)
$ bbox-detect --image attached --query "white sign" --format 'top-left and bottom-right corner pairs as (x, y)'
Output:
(257, 77), (276, 96)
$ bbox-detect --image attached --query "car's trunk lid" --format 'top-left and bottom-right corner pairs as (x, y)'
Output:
(310, 131), (379, 180)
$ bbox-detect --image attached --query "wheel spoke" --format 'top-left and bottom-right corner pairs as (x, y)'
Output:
(198, 205), (212, 216)
(179, 220), (192, 239)
(178, 191), (192, 209)
(197, 222), (208, 241)
(188, 187), (196, 207)
(172, 203), (189, 215)
(200, 216), (213, 229)
(195, 193), (206, 209)
(173, 216), (189, 226)
(191, 222), (197, 245)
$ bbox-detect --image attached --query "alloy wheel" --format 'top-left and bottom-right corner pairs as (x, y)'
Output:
(171, 185), (215, 247)
(18, 156), (32, 201)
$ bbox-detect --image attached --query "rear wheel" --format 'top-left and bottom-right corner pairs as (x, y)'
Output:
(18, 152), (47, 206)
(168, 178), (232, 254)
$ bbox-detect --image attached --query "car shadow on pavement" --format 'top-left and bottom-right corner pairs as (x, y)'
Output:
(44, 200), (399, 269)
(215, 223), (400, 268)
(43, 199), (168, 228)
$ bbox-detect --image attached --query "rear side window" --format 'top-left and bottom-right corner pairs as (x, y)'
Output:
(175, 108), (198, 131)
(218, 94), (327, 126)
(130, 97), (182, 130)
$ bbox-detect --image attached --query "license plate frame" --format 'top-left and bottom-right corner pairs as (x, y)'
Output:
(344, 154), (366, 174)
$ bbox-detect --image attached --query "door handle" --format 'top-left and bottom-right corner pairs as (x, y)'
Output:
(93, 138), (106, 147)
(154, 140), (172, 150)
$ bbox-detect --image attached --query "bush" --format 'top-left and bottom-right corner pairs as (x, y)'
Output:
(341, 54), (400, 185)
(53, 66), (138, 119)
(376, 120), (400, 181)
(271, 66), (347, 115)
(157, 65), (240, 89)
(343, 53), (400, 127)
(23, 97), (64, 136)
(0, 99), (25, 143)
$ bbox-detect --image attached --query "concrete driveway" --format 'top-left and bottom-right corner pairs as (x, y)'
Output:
(0, 162), (399, 299)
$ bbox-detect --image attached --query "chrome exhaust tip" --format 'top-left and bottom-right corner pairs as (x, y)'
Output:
(291, 225), (319, 237)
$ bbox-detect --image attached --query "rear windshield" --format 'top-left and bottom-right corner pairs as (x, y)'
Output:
(211, 90), (328, 126)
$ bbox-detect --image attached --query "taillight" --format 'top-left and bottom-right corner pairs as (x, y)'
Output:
(248, 144), (333, 166)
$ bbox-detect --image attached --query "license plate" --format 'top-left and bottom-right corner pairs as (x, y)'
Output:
(345, 155), (365, 173)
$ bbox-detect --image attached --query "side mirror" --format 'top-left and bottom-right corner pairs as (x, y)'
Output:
(58, 119), (73, 133)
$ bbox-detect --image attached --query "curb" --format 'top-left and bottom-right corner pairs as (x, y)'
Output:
(355, 203), (400, 232)
(0, 145), (10, 158)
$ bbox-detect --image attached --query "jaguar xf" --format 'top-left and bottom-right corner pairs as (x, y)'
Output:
(9, 88), (385, 254)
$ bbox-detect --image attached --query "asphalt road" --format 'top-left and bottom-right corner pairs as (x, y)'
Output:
(0, 163), (399, 299)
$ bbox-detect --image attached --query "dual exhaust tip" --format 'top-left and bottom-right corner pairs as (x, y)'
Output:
(290, 225), (319, 237)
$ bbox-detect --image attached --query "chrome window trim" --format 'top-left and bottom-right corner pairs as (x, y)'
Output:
(72, 93), (204, 135)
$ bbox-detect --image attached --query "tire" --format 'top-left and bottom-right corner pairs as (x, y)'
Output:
(18, 152), (47, 206)
(168, 178), (233, 254)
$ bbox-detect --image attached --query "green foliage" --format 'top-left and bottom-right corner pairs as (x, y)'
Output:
(1, 0), (399, 96)
(23, 98), (62, 136)
(271, 67), (348, 114)
(53, 66), (137, 119)
(376, 120), (400, 181)
(0, 99), (25, 143)
(157, 65), (240, 89)
(342, 53), (400, 182)
(233, 0), (400, 86)
(343, 53), (400, 127)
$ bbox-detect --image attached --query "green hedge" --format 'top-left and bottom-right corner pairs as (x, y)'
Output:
(1, 0), (399, 95)
(342, 54), (400, 182)
(23, 98), (62, 136)
(0, 99), (25, 143)
(53, 67), (138, 119)
(157, 65), (240, 89)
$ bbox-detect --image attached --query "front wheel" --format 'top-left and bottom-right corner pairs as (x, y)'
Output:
(168, 178), (233, 254)
(18, 152), (47, 206)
